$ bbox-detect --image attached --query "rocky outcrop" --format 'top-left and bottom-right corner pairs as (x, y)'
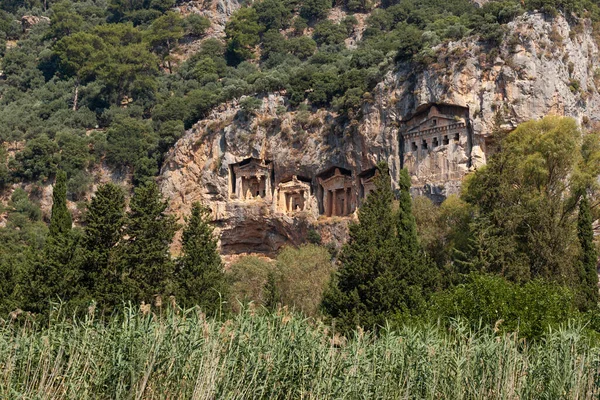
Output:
(160, 12), (600, 255)
(21, 15), (50, 32)
(175, 0), (240, 38)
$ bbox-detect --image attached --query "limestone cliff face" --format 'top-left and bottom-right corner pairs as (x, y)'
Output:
(387, 12), (600, 161)
(160, 12), (600, 255)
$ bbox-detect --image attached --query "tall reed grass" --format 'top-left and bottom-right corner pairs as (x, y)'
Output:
(1, 304), (599, 399)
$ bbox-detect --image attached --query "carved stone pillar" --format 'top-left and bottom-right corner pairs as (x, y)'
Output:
(332, 189), (338, 216)
(265, 174), (272, 200)
(236, 176), (242, 199)
(345, 188), (350, 215)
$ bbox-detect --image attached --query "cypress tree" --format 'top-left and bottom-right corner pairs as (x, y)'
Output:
(49, 170), (72, 238)
(120, 181), (177, 305)
(176, 202), (227, 314)
(396, 168), (419, 259)
(322, 162), (401, 331)
(394, 168), (438, 310)
(577, 195), (598, 311)
(81, 183), (126, 309)
(322, 165), (439, 332)
(28, 170), (77, 313)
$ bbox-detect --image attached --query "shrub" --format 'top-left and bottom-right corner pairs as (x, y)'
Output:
(431, 273), (579, 339)
(185, 14), (210, 36)
(275, 244), (333, 316)
(228, 256), (275, 310)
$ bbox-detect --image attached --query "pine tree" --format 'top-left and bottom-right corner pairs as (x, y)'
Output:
(577, 195), (598, 311)
(81, 183), (126, 309)
(176, 202), (227, 315)
(120, 181), (177, 305)
(322, 162), (401, 331)
(28, 170), (77, 313)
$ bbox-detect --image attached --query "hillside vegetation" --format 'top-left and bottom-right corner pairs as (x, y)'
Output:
(1, 0), (599, 193)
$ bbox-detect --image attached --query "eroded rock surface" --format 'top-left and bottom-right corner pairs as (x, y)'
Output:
(161, 12), (600, 255)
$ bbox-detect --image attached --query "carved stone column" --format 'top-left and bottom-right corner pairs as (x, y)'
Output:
(332, 189), (338, 216)
(265, 174), (272, 200)
(236, 176), (242, 199)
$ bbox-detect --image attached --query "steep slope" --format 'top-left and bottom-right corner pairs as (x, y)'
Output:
(160, 12), (600, 254)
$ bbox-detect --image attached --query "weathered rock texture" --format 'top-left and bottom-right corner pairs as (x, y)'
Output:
(160, 12), (600, 255)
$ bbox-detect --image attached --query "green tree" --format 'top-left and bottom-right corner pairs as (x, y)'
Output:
(576, 195), (598, 311)
(263, 270), (281, 311)
(225, 7), (263, 64)
(120, 181), (177, 304)
(80, 183), (126, 309)
(300, 0), (332, 21)
(105, 115), (158, 173)
(323, 164), (427, 331)
(48, 170), (72, 238)
(254, 0), (292, 30)
(49, 1), (84, 39)
(146, 12), (184, 72)
(185, 14), (210, 36)
(0, 146), (9, 190)
(176, 202), (227, 314)
(461, 116), (600, 284)
(27, 170), (78, 313)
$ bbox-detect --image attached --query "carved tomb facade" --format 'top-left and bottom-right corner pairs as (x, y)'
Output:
(400, 104), (472, 190)
(318, 168), (355, 217)
(229, 158), (273, 201)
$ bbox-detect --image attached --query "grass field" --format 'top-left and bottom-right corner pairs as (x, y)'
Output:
(1, 305), (599, 399)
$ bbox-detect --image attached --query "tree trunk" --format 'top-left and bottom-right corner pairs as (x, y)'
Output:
(73, 81), (79, 111)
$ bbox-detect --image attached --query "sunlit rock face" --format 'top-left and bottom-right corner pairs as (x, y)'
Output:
(161, 12), (600, 255)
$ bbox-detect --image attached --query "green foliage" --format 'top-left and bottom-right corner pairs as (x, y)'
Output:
(228, 256), (274, 310)
(432, 273), (579, 339)
(108, 0), (174, 24)
(225, 7), (263, 64)
(0, 190), (46, 314)
(145, 12), (184, 71)
(576, 195), (599, 311)
(313, 20), (347, 46)
(2, 307), (600, 398)
(322, 163), (437, 332)
(460, 116), (600, 285)
(275, 244), (334, 316)
(10, 135), (60, 182)
(0, 147), (9, 190)
(287, 36), (316, 59)
(48, 170), (72, 238)
(300, 0), (332, 21)
(176, 202), (227, 315)
(54, 23), (159, 101)
(119, 181), (178, 304)
(105, 115), (158, 176)
(26, 170), (78, 314)
(49, 1), (85, 39)
(80, 183), (126, 310)
(239, 96), (262, 115)
(184, 14), (210, 37)
(254, 0), (293, 30)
